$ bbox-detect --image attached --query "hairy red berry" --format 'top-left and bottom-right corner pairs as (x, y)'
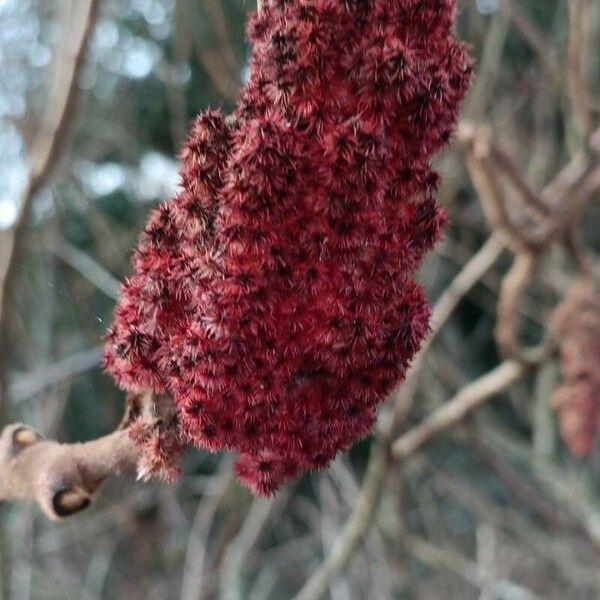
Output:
(105, 0), (472, 494)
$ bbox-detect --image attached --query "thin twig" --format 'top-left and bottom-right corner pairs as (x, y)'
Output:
(568, 0), (593, 140)
(180, 459), (234, 600)
(201, 0), (238, 75)
(8, 346), (103, 404)
(52, 240), (121, 300)
(391, 360), (527, 460)
(459, 123), (541, 251)
(220, 494), (288, 600)
(494, 252), (546, 363)
(487, 144), (552, 220)
(291, 434), (390, 600)
(405, 533), (541, 600)
(429, 235), (505, 341)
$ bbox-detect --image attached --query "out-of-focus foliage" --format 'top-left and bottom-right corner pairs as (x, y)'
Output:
(0, 1), (599, 599)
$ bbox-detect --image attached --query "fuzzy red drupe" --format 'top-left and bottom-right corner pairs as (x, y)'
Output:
(105, 0), (472, 495)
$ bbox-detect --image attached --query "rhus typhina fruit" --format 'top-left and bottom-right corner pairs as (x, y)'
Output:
(105, 0), (472, 495)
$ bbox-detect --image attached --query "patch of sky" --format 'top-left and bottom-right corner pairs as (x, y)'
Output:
(74, 152), (179, 204)
(476, 0), (499, 15)
(0, 121), (27, 229)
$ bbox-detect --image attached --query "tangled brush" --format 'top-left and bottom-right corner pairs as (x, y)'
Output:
(104, 0), (472, 495)
(551, 277), (600, 459)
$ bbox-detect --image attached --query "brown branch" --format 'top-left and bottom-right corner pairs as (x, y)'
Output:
(495, 252), (548, 363)
(460, 119), (600, 364)
(465, 427), (570, 529)
(486, 144), (552, 220)
(458, 123), (542, 252)
(0, 391), (178, 520)
(563, 230), (594, 277)
(166, 0), (194, 149)
(463, 12), (510, 119)
(0, 0), (102, 419)
(460, 121), (600, 247)
(391, 360), (527, 461)
(180, 459), (235, 600)
(541, 159), (600, 242)
(568, 0), (593, 140)
(0, 424), (139, 521)
(185, 0), (241, 102)
(195, 49), (241, 101)
(541, 124), (600, 205)
(291, 433), (391, 600)
(429, 235), (505, 347)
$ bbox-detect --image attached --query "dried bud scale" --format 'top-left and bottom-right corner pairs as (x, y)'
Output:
(105, 0), (472, 494)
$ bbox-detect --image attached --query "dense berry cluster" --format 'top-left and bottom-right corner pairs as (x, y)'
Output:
(551, 278), (600, 458)
(105, 0), (472, 495)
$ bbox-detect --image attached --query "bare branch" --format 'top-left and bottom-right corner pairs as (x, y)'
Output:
(8, 346), (103, 404)
(429, 235), (505, 339)
(220, 493), (289, 600)
(291, 434), (390, 600)
(201, 0), (238, 76)
(486, 144), (551, 220)
(0, 0), (102, 418)
(568, 0), (593, 139)
(180, 458), (235, 600)
(185, 0), (241, 102)
(0, 424), (139, 521)
(0, 391), (178, 520)
(458, 123), (542, 252)
(542, 159), (600, 242)
(460, 120), (600, 249)
(495, 252), (549, 363)
(541, 124), (600, 204)
(391, 360), (527, 461)
(52, 239), (121, 300)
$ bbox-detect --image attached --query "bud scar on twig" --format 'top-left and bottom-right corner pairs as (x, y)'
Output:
(0, 391), (174, 520)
